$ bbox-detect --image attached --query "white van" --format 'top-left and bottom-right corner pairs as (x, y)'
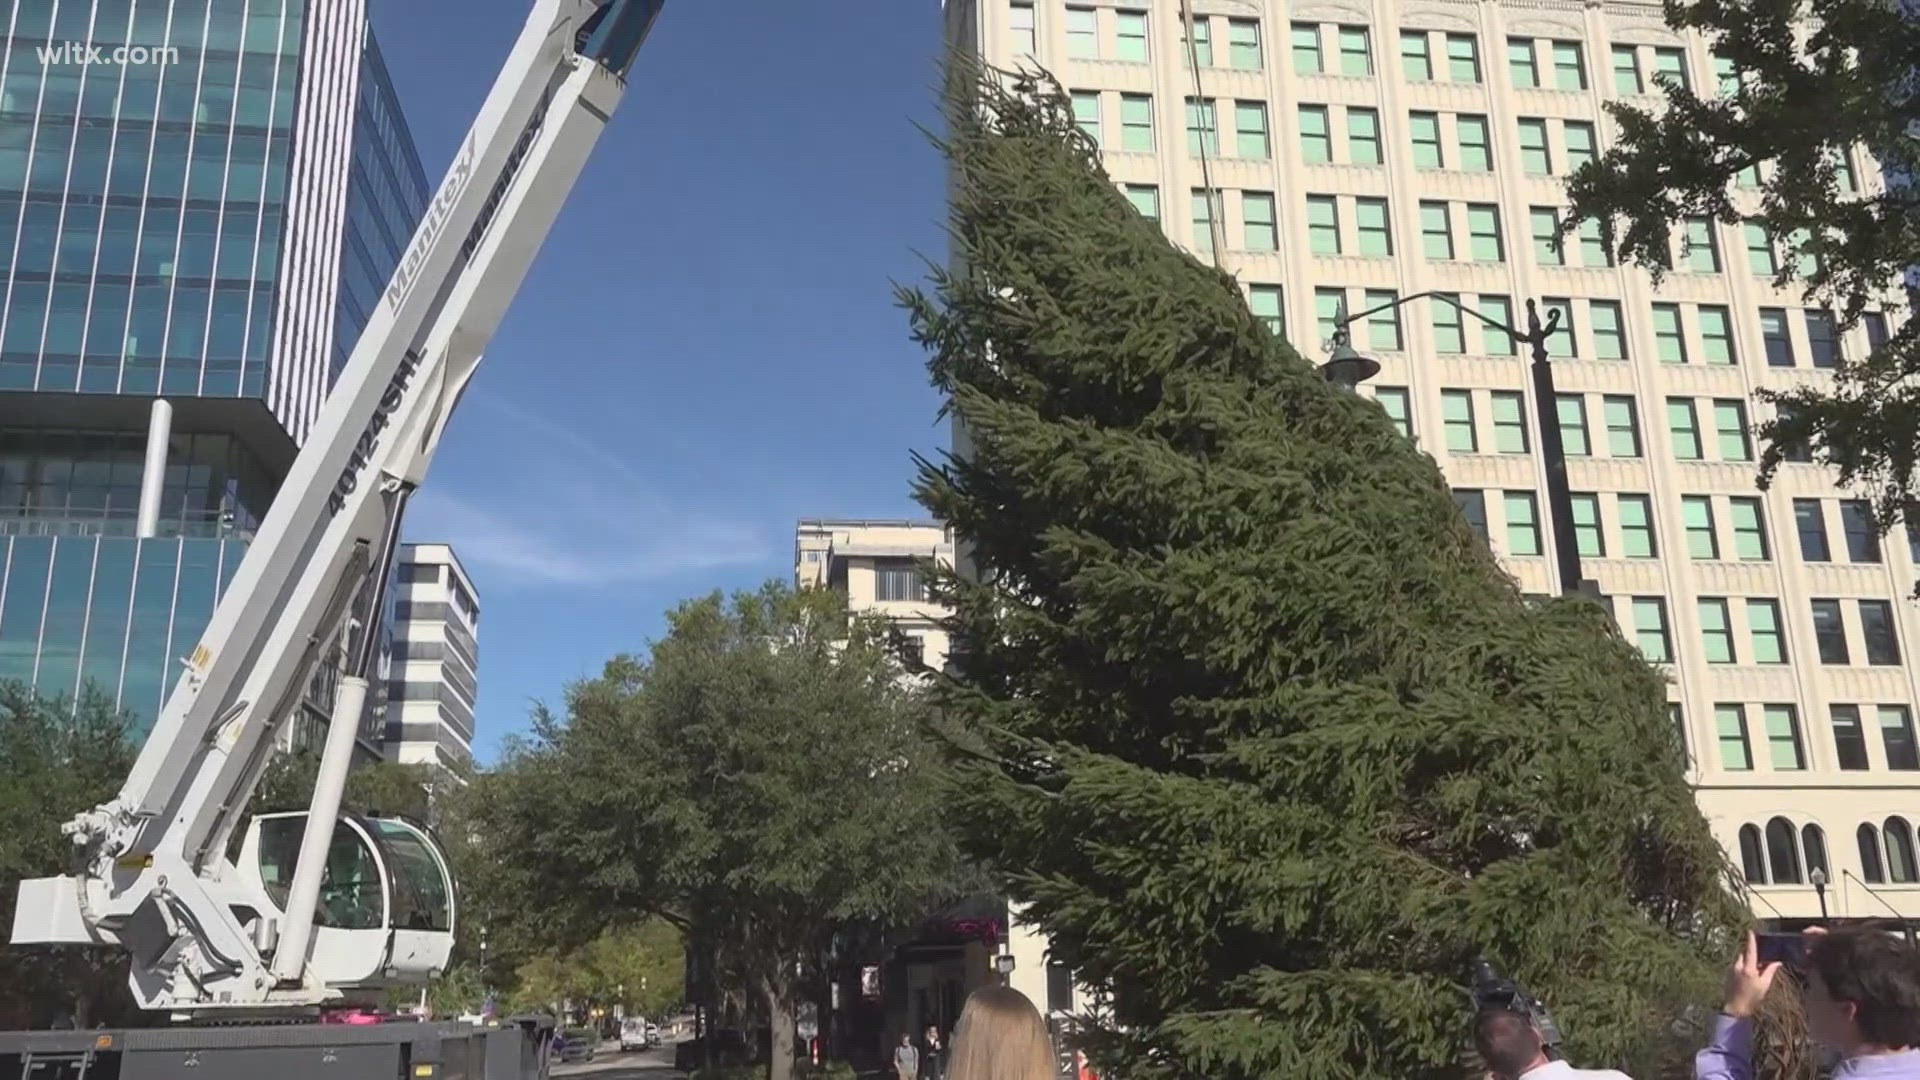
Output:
(620, 1017), (649, 1052)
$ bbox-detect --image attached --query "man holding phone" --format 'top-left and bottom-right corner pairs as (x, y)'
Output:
(1697, 926), (1920, 1079)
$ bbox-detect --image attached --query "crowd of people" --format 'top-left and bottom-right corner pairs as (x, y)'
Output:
(919, 923), (1920, 1079)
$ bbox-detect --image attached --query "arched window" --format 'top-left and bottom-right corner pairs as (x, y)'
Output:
(1766, 817), (1803, 884)
(1803, 824), (1830, 878)
(1739, 824), (1768, 884)
(1887, 817), (1919, 884)
(1860, 823), (1886, 884)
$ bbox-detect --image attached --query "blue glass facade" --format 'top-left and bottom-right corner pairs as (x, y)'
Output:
(0, 0), (428, 735)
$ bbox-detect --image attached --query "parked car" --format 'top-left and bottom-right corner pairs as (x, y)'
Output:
(554, 1027), (598, 1062)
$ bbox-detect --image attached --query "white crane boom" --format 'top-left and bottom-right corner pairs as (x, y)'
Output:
(11, 0), (663, 1014)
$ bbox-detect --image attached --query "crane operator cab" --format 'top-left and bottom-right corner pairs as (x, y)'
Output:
(238, 813), (456, 989)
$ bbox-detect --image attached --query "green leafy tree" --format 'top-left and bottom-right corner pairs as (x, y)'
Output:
(903, 64), (1747, 1079)
(0, 681), (138, 1028)
(474, 583), (969, 1080)
(252, 750), (463, 824)
(1561, 0), (1920, 543)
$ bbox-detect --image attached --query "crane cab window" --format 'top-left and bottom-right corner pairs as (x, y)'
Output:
(366, 819), (453, 932)
(256, 817), (386, 930)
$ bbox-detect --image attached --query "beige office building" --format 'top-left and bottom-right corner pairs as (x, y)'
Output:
(931, 0), (1920, 924)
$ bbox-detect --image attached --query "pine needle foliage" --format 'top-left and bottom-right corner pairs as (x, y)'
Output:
(902, 62), (1748, 1080)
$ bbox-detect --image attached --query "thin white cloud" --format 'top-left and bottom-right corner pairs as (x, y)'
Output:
(404, 394), (773, 587)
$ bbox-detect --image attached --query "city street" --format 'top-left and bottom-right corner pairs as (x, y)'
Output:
(552, 1041), (682, 1079)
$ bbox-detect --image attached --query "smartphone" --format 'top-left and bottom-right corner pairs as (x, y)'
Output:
(1756, 933), (1808, 967)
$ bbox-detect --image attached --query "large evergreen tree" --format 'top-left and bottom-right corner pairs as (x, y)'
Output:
(904, 65), (1747, 1079)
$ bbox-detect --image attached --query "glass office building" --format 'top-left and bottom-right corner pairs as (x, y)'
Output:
(0, 0), (429, 736)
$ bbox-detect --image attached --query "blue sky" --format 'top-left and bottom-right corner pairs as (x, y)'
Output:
(370, 0), (952, 761)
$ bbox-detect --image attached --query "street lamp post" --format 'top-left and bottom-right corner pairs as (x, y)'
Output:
(1320, 292), (1594, 599)
(1811, 867), (1830, 920)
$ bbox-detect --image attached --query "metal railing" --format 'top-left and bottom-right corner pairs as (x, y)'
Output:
(0, 509), (257, 543)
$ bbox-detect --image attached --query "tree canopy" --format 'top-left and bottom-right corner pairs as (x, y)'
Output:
(472, 582), (970, 1080)
(904, 64), (1747, 1079)
(1563, 0), (1920, 537)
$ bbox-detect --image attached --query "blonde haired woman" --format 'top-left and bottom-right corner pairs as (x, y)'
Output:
(943, 986), (1058, 1080)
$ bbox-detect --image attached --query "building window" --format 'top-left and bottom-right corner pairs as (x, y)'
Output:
(1704, 591), (1735, 661)
(1067, 6), (1099, 58)
(1071, 91), (1102, 145)
(1760, 308), (1794, 366)
(1860, 600), (1901, 665)
(1364, 288), (1401, 350)
(1652, 46), (1689, 89)
(1683, 217), (1721, 272)
(1447, 34), (1481, 82)
(1375, 385), (1411, 438)
(1765, 706), (1805, 771)
(1618, 494), (1657, 557)
(1299, 105), (1331, 162)
(1421, 201), (1454, 259)
(1433, 297), (1466, 354)
(1117, 10), (1150, 61)
(1531, 207), (1563, 266)
(1508, 38), (1539, 88)
(1700, 306), (1735, 365)
(1306, 195), (1341, 254)
(1186, 98), (1220, 156)
(1120, 94), (1155, 151)
(1479, 295), (1515, 354)
(1668, 398), (1702, 460)
(1841, 499), (1881, 562)
(1612, 45), (1643, 94)
(1517, 118), (1551, 174)
(1603, 395), (1641, 457)
(1682, 495), (1720, 559)
(1653, 304), (1687, 363)
(1590, 300), (1627, 360)
(1805, 823), (1830, 877)
(1552, 40), (1587, 89)
(1249, 284), (1284, 336)
(1715, 54), (1741, 96)
(1291, 23), (1321, 73)
(1505, 491), (1542, 555)
(1634, 597), (1674, 662)
(1243, 192), (1277, 251)
(1046, 961), (1075, 1014)
(1832, 705), (1870, 770)
(1747, 226), (1780, 277)
(1716, 703), (1751, 768)
(1355, 197), (1392, 256)
(1542, 298), (1576, 358)
(1465, 204), (1503, 261)
(1739, 823), (1768, 882)
(1882, 707), (1920, 770)
(1556, 394), (1590, 456)
(1747, 598), (1786, 663)
(1807, 310), (1841, 368)
(1458, 114), (1493, 171)
(1866, 311), (1891, 352)
(1348, 107), (1383, 164)
(1762, 818), (1803, 883)
(1125, 184), (1160, 222)
(1229, 18), (1262, 69)
(1671, 702), (1692, 767)
(1185, 16), (1214, 66)
(1235, 101), (1271, 158)
(1192, 189), (1220, 250)
(1492, 391), (1529, 453)
(1810, 599), (1849, 663)
(1729, 498), (1769, 560)
(874, 560), (926, 602)
(1571, 493), (1604, 557)
(1401, 30), (1433, 80)
(1860, 823), (1888, 883)
(1338, 25), (1373, 75)
(1315, 288), (1345, 344)
(1442, 389), (1478, 452)
(1564, 120), (1596, 170)
(1713, 400), (1752, 461)
(1889, 818), (1920, 883)
(1011, 3), (1037, 53)
(1455, 488), (1489, 540)
(1410, 111), (1444, 169)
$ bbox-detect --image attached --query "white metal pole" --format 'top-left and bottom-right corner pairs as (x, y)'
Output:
(135, 399), (172, 538)
(269, 673), (369, 981)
